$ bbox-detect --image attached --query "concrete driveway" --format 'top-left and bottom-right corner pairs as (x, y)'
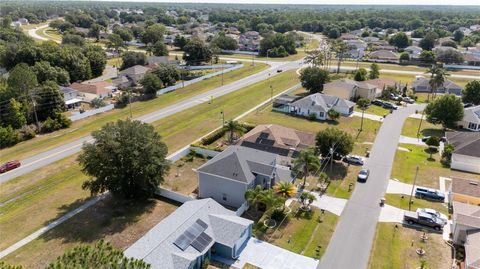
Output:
(232, 238), (319, 269)
(399, 135), (426, 146)
(379, 205), (405, 223)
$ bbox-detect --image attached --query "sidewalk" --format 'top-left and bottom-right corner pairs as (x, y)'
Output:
(286, 191), (347, 216)
(351, 111), (383, 122)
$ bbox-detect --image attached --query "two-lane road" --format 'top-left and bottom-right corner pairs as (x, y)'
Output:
(318, 104), (425, 269)
(0, 60), (301, 183)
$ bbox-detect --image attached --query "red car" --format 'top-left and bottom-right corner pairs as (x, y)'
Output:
(0, 160), (21, 173)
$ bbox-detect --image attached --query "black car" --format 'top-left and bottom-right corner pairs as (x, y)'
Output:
(357, 169), (370, 182)
(371, 99), (384, 106)
(343, 155), (364, 165)
(382, 102), (397, 110)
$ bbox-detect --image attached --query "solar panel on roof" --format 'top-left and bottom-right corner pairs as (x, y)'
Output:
(191, 232), (213, 252)
(173, 219), (209, 251)
(195, 219), (208, 229)
(173, 234), (191, 251)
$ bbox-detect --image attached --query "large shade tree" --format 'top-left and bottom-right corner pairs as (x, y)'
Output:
(299, 66), (330, 94)
(462, 80), (480, 105)
(78, 119), (170, 199)
(315, 128), (354, 157)
(425, 94), (464, 129)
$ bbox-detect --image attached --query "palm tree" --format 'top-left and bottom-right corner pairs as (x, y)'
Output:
(274, 182), (297, 198)
(299, 192), (317, 210)
(224, 120), (246, 144)
(327, 109), (340, 121)
(333, 40), (348, 74)
(317, 172), (330, 191)
(426, 65), (447, 101)
(260, 189), (285, 213)
(245, 185), (263, 217)
(356, 98), (370, 131)
(293, 148), (321, 188)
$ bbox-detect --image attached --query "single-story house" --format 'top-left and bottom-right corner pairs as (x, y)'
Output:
(197, 146), (293, 208)
(465, 231), (480, 269)
(125, 199), (253, 269)
(412, 76), (462, 96)
(368, 50), (399, 63)
(404, 46), (423, 59)
(457, 106), (480, 131)
(239, 124), (316, 159)
(364, 78), (400, 96)
(147, 56), (170, 66)
(70, 82), (115, 100)
(272, 94), (301, 113)
(323, 79), (377, 101)
(59, 86), (82, 109)
(450, 201), (480, 269)
(288, 93), (355, 120)
(118, 65), (150, 85)
(446, 132), (480, 174)
(449, 177), (480, 206)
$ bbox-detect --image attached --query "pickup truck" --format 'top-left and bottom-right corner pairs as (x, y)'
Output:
(404, 211), (444, 231)
(415, 187), (445, 202)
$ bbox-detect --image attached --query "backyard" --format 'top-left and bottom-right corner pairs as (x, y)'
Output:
(368, 223), (452, 269)
(163, 154), (209, 195)
(401, 118), (444, 138)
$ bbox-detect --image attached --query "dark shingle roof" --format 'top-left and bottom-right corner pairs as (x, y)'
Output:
(446, 132), (480, 158)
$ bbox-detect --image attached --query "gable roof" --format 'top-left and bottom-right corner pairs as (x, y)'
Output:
(197, 146), (278, 183)
(446, 131), (480, 158)
(119, 65), (150, 76)
(369, 50), (399, 60)
(451, 177), (480, 198)
(290, 92), (355, 113)
(124, 199), (252, 269)
(365, 78), (399, 90)
(463, 105), (480, 124)
(239, 124), (315, 152)
(70, 82), (114, 95)
(466, 231), (480, 269)
(412, 77), (462, 90)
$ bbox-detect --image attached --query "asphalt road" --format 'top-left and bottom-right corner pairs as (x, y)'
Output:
(0, 60), (301, 183)
(317, 104), (425, 269)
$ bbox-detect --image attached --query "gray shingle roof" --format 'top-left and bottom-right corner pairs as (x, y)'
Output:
(290, 93), (355, 114)
(197, 146), (278, 183)
(446, 132), (480, 158)
(124, 199), (252, 269)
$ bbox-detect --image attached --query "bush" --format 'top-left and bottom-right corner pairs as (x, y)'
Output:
(199, 123), (255, 146)
(41, 113), (71, 133)
(308, 113), (317, 121)
(91, 98), (106, 108)
(20, 125), (37, 140)
(0, 126), (21, 149)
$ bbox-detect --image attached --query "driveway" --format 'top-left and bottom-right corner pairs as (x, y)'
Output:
(399, 135), (426, 146)
(308, 192), (347, 216)
(378, 205), (405, 223)
(232, 238), (319, 269)
(318, 104), (425, 269)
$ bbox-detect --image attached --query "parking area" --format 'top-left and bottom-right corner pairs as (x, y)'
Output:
(232, 238), (319, 269)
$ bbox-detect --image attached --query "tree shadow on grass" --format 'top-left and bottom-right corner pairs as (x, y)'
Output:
(324, 162), (349, 181)
(420, 128), (444, 137)
(40, 194), (156, 244)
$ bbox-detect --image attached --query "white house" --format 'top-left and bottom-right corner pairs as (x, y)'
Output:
(288, 93), (355, 120)
(446, 132), (480, 174)
(404, 46), (423, 59)
(457, 106), (480, 131)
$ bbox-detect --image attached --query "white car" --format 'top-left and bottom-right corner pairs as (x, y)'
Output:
(416, 208), (448, 224)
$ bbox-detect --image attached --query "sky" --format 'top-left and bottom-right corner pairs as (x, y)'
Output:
(96, 0), (480, 5)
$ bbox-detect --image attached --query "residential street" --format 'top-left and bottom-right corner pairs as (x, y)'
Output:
(318, 104), (425, 269)
(0, 60), (299, 183)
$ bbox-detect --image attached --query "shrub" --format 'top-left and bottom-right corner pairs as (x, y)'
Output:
(0, 126), (21, 149)
(20, 125), (37, 140)
(308, 113), (317, 121)
(42, 117), (62, 133)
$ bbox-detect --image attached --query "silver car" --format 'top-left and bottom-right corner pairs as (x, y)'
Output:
(357, 169), (370, 182)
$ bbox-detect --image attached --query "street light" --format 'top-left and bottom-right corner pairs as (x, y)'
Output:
(220, 110), (225, 125)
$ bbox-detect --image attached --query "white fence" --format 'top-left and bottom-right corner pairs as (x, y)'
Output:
(190, 147), (221, 158)
(156, 187), (194, 204)
(236, 202), (250, 216)
(157, 64), (244, 95)
(444, 64), (480, 70)
(69, 104), (114, 122)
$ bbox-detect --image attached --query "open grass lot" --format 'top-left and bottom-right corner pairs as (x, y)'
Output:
(368, 223), (452, 269)
(0, 155), (89, 251)
(35, 26), (62, 43)
(0, 63), (268, 163)
(163, 155), (208, 195)
(250, 202), (338, 260)
(151, 70), (300, 153)
(385, 194), (448, 215)
(380, 72), (473, 89)
(1, 196), (179, 268)
(354, 104), (390, 116)
(106, 57), (122, 67)
(401, 118), (444, 138)
(391, 144), (480, 188)
(243, 106), (381, 143)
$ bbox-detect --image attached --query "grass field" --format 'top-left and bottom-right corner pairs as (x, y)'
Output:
(401, 118), (444, 138)
(379, 72), (474, 89)
(354, 104), (390, 116)
(0, 63), (268, 163)
(368, 223), (451, 269)
(35, 27), (62, 43)
(385, 194), (448, 215)
(391, 144), (480, 188)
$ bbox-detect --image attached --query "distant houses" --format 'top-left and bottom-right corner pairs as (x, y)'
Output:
(323, 79), (377, 101)
(368, 50), (399, 63)
(412, 76), (462, 96)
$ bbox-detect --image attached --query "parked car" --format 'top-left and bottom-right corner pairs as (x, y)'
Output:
(403, 97), (415, 104)
(382, 102), (398, 110)
(404, 211), (444, 231)
(416, 208), (448, 224)
(0, 160), (21, 173)
(343, 155), (364, 165)
(371, 99), (384, 106)
(276, 69), (283, 73)
(415, 187), (445, 202)
(357, 169), (370, 182)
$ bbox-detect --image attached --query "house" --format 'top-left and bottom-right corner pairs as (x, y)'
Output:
(147, 56), (170, 66)
(197, 146), (293, 208)
(446, 132), (480, 174)
(368, 50), (399, 63)
(344, 40), (367, 59)
(457, 106), (480, 131)
(239, 31), (261, 52)
(118, 65), (150, 85)
(272, 94), (302, 113)
(449, 177), (480, 206)
(239, 124), (316, 159)
(404, 46), (423, 59)
(340, 33), (358, 41)
(288, 93), (355, 120)
(59, 86), (81, 109)
(70, 82), (114, 101)
(125, 199), (253, 269)
(412, 76), (462, 96)
(450, 201), (480, 269)
(364, 78), (400, 96)
(323, 79), (377, 101)
(465, 231), (480, 269)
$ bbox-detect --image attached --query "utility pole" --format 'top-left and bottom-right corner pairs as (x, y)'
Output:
(128, 89), (133, 118)
(416, 109), (425, 138)
(220, 110), (225, 125)
(329, 145), (334, 172)
(409, 166), (420, 211)
(360, 107), (365, 131)
(30, 94), (40, 131)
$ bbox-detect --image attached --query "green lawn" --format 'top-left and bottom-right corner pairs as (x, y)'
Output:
(385, 194), (448, 215)
(35, 27), (62, 42)
(0, 63), (268, 163)
(368, 223), (451, 269)
(401, 118), (444, 138)
(391, 144), (480, 188)
(380, 72), (473, 88)
(354, 104), (390, 117)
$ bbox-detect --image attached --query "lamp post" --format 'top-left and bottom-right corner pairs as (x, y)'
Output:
(409, 166), (420, 211)
(220, 110), (225, 125)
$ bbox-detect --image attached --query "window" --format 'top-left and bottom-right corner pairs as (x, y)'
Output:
(468, 122), (478, 130)
(222, 193), (227, 201)
(319, 112), (324, 117)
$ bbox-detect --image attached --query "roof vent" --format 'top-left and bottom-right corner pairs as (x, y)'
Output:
(470, 181), (479, 186)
